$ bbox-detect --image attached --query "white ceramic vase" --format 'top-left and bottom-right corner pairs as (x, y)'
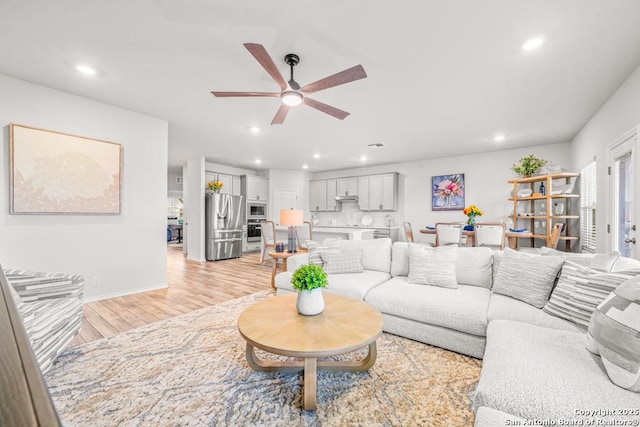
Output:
(296, 288), (325, 316)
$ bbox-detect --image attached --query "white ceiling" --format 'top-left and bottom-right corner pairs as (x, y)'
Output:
(1, 1), (640, 174)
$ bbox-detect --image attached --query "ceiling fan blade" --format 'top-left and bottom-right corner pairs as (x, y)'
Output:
(211, 91), (280, 97)
(271, 104), (290, 125)
(243, 43), (288, 92)
(300, 65), (367, 94)
(303, 98), (350, 120)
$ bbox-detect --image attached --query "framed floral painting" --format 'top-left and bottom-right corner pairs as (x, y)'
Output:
(432, 174), (465, 211)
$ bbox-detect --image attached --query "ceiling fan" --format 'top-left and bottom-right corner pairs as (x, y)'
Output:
(211, 43), (367, 125)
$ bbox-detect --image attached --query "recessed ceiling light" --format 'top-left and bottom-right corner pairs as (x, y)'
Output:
(494, 134), (506, 142)
(255, 159), (262, 164)
(250, 126), (260, 134)
(360, 155), (367, 162)
(302, 164), (309, 169)
(76, 64), (96, 76)
(313, 153), (320, 159)
(522, 37), (543, 51)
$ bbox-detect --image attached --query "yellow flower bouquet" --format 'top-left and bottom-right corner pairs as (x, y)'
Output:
(208, 180), (224, 193)
(463, 204), (483, 226)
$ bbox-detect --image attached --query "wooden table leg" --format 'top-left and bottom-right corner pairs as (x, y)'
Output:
(270, 258), (277, 290)
(303, 357), (318, 410)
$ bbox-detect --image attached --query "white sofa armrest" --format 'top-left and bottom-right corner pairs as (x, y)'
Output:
(286, 253), (310, 272)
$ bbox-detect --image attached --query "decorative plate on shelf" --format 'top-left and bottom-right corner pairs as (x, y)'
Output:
(361, 215), (373, 226)
(517, 189), (533, 198)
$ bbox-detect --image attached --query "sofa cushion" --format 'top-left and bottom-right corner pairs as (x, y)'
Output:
(455, 247), (493, 289)
(321, 249), (363, 274)
(587, 276), (640, 392)
(590, 251), (622, 271)
(543, 261), (640, 327)
(488, 294), (581, 332)
(365, 276), (490, 336)
(474, 320), (640, 421)
(275, 270), (389, 301)
(340, 238), (392, 273)
(492, 248), (564, 308)
(407, 244), (458, 289)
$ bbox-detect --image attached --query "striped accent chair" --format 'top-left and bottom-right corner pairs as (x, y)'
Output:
(4, 269), (84, 374)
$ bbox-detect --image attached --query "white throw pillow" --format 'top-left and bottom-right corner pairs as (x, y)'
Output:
(455, 247), (493, 288)
(391, 242), (410, 276)
(340, 238), (392, 273)
(407, 244), (458, 289)
(492, 248), (564, 308)
(589, 251), (621, 272)
(321, 249), (364, 274)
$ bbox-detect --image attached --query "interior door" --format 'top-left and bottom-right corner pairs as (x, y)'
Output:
(608, 126), (638, 259)
(273, 189), (299, 224)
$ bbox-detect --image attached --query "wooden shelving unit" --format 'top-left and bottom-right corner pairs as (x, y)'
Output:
(508, 173), (580, 251)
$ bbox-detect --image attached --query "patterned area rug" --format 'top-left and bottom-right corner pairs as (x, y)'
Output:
(45, 291), (482, 426)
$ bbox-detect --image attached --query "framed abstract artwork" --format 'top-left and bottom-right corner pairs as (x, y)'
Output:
(10, 124), (122, 214)
(432, 174), (465, 211)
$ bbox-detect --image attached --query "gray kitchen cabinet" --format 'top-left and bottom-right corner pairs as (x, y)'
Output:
(244, 175), (269, 201)
(357, 176), (370, 210)
(368, 173), (398, 211)
(337, 177), (358, 197)
(326, 179), (340, 211)
(309, 180), (327, 212)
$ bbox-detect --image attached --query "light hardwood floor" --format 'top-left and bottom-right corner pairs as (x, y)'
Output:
(71, 245), (273, 345)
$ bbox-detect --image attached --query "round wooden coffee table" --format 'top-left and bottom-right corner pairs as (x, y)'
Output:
(237, 293), (383, 410)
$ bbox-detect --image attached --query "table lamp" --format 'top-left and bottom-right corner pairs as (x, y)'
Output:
(280, 209), (303, 253)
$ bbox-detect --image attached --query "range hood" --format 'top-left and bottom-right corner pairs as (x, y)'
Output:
(335, 195), (359, 202)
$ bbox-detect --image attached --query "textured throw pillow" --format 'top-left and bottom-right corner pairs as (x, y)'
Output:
(587, 276), (640, 392)
(321, 250), (364, 274)
(391, 242), (410, 277)
(543, 261), (640, 327)
(306, 238), (342, 266)
(341, 238), (392, 273)
(492, 248), (564, 308)
(407, 244), (458, 289)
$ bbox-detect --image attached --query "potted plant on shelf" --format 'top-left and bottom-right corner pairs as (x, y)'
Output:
(291, 264), (328, 316)
(511, 154), (548, 178)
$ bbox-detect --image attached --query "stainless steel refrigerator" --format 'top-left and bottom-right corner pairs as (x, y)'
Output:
(205, 193), (244, 261)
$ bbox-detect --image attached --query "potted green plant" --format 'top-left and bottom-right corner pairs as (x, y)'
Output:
(291, 264), (328, 316)
(511, 154), (548, 178)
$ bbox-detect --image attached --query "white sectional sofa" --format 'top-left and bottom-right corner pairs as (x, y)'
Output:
(275, 238), (640, 424)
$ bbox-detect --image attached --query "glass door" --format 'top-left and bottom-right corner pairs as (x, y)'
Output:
(609, 127), (638, 259)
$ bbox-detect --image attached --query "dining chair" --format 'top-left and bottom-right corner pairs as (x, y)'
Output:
(403, 222), (414, 243)
(474, 222), (506, 250)
(259, 220), (276, 265)
(547, 223), (565, 250)
(295, 221), (313, 250)
(435, 222), (463, 246)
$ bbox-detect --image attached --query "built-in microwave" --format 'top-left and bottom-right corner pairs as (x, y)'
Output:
(247, 202), (267, 219)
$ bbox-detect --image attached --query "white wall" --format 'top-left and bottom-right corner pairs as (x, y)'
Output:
(167, 171), (183, 197)
(0, 74), (168, 301)
(314, 142), (572, 244)
(204, 161), (257, 177)
(267, 170), (312, 221)
(185, 157), (205, 261)
(570, 63), (640, 252)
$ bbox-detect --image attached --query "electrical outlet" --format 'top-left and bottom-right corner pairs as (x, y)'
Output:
(92, 276), (101, 287)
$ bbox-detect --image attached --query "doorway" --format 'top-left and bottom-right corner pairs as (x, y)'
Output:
(273, 189), (299, 224)
(608, 126), (638, 259)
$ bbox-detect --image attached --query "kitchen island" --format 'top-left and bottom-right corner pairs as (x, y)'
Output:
(275, 226), (376, 242)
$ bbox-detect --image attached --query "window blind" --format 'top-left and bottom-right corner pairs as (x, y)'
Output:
(580, 161), (597, 252)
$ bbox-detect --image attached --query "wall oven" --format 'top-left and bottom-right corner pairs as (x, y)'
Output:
(247, 219), (263, 243)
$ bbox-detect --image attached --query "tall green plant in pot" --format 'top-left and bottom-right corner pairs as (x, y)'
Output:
(291, 264), (328, 316)
(512, 154), (548, 178)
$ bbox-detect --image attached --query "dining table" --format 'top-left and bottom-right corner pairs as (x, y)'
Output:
(419, 228), (533, 249)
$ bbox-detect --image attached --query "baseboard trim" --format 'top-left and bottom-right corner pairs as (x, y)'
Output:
(83, 283), (168, 303)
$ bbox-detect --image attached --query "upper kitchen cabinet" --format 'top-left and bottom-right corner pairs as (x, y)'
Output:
(242, 175), (269, 201)
(357, 176), (370, 210)
(205, 172), (234, 194)
(232, 175), (241, 196)
(367, 173), (398, 211)
(337, 177), (358, 197)
(326, 179), (340, 212)
(309, 180), (327, 212)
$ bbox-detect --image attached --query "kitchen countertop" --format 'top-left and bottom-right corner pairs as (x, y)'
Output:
(275, 225), (376, 233)
(315, 225), (400, 230)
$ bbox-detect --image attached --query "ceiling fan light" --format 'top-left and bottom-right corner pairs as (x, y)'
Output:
(281, 91), (303, 107)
